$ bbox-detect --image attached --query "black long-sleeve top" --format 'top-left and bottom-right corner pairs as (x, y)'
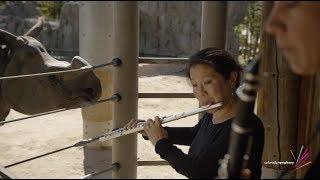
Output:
(304, 152), (320, 178)
(145, 113), (264, 179)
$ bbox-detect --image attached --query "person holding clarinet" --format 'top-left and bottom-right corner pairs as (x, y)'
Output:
(264, 1), (320, 178)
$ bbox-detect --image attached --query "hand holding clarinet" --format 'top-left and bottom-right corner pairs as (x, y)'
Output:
(217, 56), (261, 179)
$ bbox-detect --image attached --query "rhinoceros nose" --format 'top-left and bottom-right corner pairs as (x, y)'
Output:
(84, 88), (94, 98)
(84, 86), (101, 101)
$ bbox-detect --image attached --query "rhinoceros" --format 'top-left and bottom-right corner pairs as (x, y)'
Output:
(0, 17), (102, 122)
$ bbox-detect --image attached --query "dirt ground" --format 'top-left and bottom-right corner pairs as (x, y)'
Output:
(0, 64), (198, 179)
(0, 64), (277, 179)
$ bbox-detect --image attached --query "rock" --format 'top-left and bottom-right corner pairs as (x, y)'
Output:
(0, 1), (41, 18)
(139, 1), (202, 57)
(226, 1), (250, 60)
(58, 2), (79, 51)
(0, 1), (249, 59)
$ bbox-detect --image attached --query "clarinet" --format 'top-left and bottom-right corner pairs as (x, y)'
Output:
(218, 56), (261, 178)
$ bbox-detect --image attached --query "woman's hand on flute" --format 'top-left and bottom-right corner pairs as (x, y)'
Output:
(124, 118), (147, 137)
(240, 168), (251, 179)
(144, 116), (168, 146)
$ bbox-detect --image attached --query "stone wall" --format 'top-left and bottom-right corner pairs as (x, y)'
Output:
(0, 1), (249, 58)
(0, 1), (79, 52)
(139, 1), (249, 58)
(139, 1), (202, 57)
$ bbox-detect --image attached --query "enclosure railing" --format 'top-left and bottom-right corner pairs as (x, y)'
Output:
(137, 56), (193, 167)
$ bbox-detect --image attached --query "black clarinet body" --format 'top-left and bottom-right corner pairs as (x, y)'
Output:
(218, 56), (261, 178)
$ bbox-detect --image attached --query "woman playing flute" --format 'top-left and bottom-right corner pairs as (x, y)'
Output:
(125, 47), (265, 179)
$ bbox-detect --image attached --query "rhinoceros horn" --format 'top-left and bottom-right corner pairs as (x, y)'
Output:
(24, 16), (45, 38)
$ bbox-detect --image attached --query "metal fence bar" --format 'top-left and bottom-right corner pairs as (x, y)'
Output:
(0, 94), (121, 126)
(0, 166), (16, 179)
(4, 145), (75, 168)
(0, 58), (121, 81)
(82, 163), (120, 179)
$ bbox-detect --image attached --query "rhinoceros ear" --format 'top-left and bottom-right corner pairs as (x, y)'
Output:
(24, 16), (44, 38)
(0, 29), (17, 47)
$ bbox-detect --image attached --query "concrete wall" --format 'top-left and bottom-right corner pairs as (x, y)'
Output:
(0, 1), (249, 58)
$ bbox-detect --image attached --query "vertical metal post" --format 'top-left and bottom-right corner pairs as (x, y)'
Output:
(200, 1), (227, 49)
(112, 1), (138, 179)
(79, 1), (114, 178)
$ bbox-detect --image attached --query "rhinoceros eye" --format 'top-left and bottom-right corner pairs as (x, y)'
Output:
(39, 47), (45, 52)
(48, 75), (65, 87)
(48, 75), (58, 81)
(48, 74), (63, 81)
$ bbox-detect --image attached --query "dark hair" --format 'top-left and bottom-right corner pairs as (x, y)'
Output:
(187, 47), (242, 88)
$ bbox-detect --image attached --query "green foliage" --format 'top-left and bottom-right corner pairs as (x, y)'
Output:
(234, 1), (263, 66)
(0, 1), (8, 10)
(36, 1), (63, 20)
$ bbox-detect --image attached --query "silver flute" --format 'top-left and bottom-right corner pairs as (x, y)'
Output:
(3, 102), (223, 169)
(98, 102), (223, 142)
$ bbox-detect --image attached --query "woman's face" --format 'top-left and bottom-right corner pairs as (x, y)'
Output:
(189, 63), (237, 113)
(265, 2), (320, 75)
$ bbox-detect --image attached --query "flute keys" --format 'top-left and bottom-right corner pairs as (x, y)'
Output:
(136, 122), (145, 128)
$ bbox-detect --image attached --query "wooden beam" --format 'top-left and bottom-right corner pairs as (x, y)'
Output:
(79, 2), (114, 178)
(201, 1), (227, 49)
(137, 160), (169, 166)
(138, 93), (194, 99)
(138, 57), (189, 64)
(296, 73), (320, 178)
(256, 2), (300, 178)
(112, 2), (138, 179)
(79, 1), (114, 146)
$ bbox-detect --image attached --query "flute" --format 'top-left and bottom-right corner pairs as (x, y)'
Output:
(97, 102), (223, 142)
(4, 102), (223, 169)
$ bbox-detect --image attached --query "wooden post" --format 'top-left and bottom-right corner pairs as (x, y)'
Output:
(79, 1), (114, 178)
(200, 1), (227, 49)
(199, 1), (227, 119)
(296, 72), (320, 178)
(112, 1), (138, 179)
(256, 2), (300, 178)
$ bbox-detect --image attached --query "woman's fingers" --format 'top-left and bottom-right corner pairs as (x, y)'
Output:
(123, 117), (165, 141)
(126, 117), (161, 137)
(126, 118), (136, 130)
(124, 119), (146, 130)
(132, 119), (145, 129)
(146, 119), (154, 128)
(123, 119), (133, 130)
(240, 168), (251, 179)
(131, 120), (139, 128)
(128, 119), (135, 129)
(144, 119), (153, 133)
(154, 116), (161, 127)
(139, 131), (147, 137)
(126, 116), (160, 131)
(142, 117), (168, 146)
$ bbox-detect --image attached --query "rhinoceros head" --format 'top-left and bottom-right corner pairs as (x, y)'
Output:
(0, 17), (102, 121)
